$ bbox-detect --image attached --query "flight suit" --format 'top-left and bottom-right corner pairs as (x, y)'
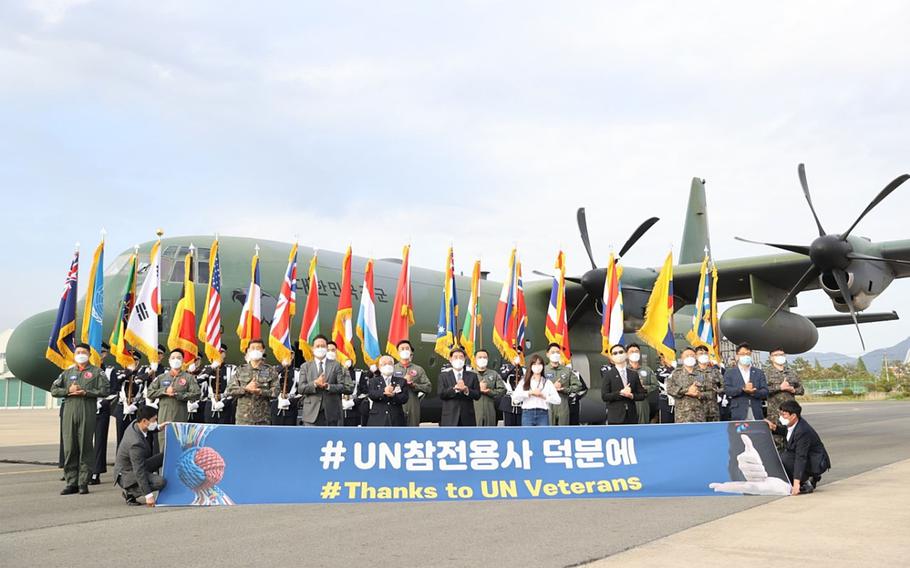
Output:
(631, 365), (659, 424)
(765, 364), (805, 449)
(666, 367), (711, 423)
(546, 362), (579, 426)
(146, 370), (201, 449)
(395, 361), (431, 426)
(472, 368), (506, 426)
(50, 364), (109, 488)
(227, 363), (279, 425)
(698, 365), (724, 422)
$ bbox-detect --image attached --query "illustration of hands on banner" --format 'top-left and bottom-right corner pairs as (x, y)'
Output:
(709, 434), (791, 496)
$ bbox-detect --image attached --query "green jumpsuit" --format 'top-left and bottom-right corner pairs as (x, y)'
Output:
(146, 370), (201, 449)
(50, 365), (109, 487)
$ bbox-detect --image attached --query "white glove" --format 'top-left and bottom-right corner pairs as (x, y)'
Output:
(277, 397), (291, 410)
(211, 399), (225, 412)
(150, 362), (159, 372)
(709, 435), (791, 496)
(342, 398), (355, 410)
(187, 401), (200, 413)
(96, 399), (102, 412)
(211, 359), (221, 369)
(369, 364), (378, 373)
(188, 362), (197, 373)
(118, 391), (127, 405)
(124, 403), (138, 415)
(145, 398), (159, 410)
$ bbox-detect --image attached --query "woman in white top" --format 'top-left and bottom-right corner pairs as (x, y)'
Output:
(511, 354), (562, 426)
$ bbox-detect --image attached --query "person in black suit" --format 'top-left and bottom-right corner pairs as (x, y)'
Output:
(367, 356), (409, 426)
(600, 344), (646, 425)
(765, 400), (831, 495)
(114, 405), (165, 506)
(438, 348), (481, 426)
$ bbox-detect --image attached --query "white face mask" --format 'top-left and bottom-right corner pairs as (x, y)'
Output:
(628, 352), (641, 363)
(683, 356), (697, 368)
(169, 358), (183, 370)
(670, 360), (678, 368)
(147, 421), (159, 432)
(531, 364), (544, 375)
(326, 351), (337, 361)
(697, 354), (710, 365)
(450, 359), (465, 371)
(772, 355), (787, 365)
(475, 357), (488, 369)
(612, 353), (626, 364)
(74, 353), (90, 365)
(548, 353), (562, 364)
(313, 347), (327, 359)
(779, 416), (790, 426)
(380, 365), (394, 377)
(246, 349), (263, 362)
(398, 349), (411, 360)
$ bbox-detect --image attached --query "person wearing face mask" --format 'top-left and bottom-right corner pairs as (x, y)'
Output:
(625, 344), (658, 424)
(297, 335), (348, 426)
(723, 342), (768, 421)
(270, 357), (300, 426)
(694, 345), (723, 422)
(90, 343), (118, 485)
(227, 339), (279, 425)
(498, 355), (525, 426)
(511, 354), (562, 426)
(146, 349), (202, 448)
(50, 343), (110, 495)
(200, 344), (237, 424)
(394, 340), (432, 426)
(115, 405), (167, 506)
(655, 354), (675, 423)
(471, 349), (506, 426)
(764, 400), (831, 495)
(438, 348), (482, 426)
(764, 347), (805, 448)
(113, 350), (144, 448)
(601, 344), (647, 425)
(354, 365), (378, 426)
(324, 340), (358, 425)
(666, 347), (712, 423)
(544, 343), (580, 426)
(367, 355), (410, 426)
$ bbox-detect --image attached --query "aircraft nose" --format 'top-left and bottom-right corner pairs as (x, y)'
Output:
(7, 309), (60, 392)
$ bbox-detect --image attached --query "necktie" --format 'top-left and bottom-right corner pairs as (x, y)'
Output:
(318, 361), (324, 376)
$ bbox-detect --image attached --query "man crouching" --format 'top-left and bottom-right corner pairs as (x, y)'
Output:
(114, 405), (166, 506)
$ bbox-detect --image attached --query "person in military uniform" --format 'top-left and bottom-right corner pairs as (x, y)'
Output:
(764, 347), (805, 448)
(91, 343), (119, 484)
(498, 357), (524, 426)
(471, 349), (506, 426)
(271, 361), (300, 426)
(394, 340), (432, 427)
(145, 349), (202, 448)
(227, 339), (279, 425)
(655, 355), (676, 423)
(695, 345), (724, 422)
(544, 343), (580, 426)
(199, 344), (235, 424)
(627, 343), (658, 424)
(297, 335), (351, 426)
(569, 369), (588, 425)
(367, 356), (409, 426)
(114, 351), (144, 446)
(666, 347), (711, 423)
(50, 343), (110, 495)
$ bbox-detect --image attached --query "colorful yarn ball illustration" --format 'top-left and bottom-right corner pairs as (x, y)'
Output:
(177, 446), (226, 490)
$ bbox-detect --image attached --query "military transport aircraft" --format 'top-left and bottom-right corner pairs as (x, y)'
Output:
(7, 164), (910, 423)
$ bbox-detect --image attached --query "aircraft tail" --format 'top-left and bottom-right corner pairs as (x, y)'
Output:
(679, 177), (712, 264)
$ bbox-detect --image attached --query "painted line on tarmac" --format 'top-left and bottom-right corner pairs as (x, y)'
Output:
(0, 467), (59, 476)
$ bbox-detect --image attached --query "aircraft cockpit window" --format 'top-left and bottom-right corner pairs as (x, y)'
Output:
(164, 246), (209, 283)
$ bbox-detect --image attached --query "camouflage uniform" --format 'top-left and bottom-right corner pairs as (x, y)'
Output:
(697, 365), (724, 422)
(666, 367), (711, 423)
(765, 364), (804, 449)
(395, 361), (431, 427)
(546, 362), (580, 426)
(631, 365), (658, 424)
(50, 365), (109, 488)
(227, 363), (279, 425)
(147, 370), (202, 448)
(473, 368), (506, 426)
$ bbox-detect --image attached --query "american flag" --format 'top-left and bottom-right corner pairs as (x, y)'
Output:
(199, 239), (223, 363)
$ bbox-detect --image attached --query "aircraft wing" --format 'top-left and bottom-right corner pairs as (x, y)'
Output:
(673, 252), (814, 303)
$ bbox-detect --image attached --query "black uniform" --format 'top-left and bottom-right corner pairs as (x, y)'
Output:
(354, 368), (375, 426)
(92, 363), (118, 481)
(185, 366), (207, 424)
(569, 370), (588, 425)
(366, 373), (409, 426)
(198, 364), (235, 424)
(498, 362), (524, 427)
(342, 367), (365, 426)
(135, 364), (161, 455)
(270, 365), (300, 426)
(114, 367), (145, 446)
(656, 363), (675, 424)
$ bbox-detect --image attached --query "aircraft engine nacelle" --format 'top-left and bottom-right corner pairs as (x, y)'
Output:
(818, 259), (894, 313)
(719, 304), (819, 354)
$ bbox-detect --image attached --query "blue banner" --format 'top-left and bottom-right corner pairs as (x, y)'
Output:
(157, 422), (791, 506)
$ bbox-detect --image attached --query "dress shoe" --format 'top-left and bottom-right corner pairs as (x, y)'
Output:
(78, 485), (89, 495)
(800, 481), (815, 494)
(60, 486), (79, 495)
(89, 476), (101, 486)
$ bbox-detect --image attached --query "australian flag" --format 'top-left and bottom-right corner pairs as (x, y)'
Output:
(47, 249), (79, 369)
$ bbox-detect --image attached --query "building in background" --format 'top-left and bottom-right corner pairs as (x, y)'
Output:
(0, 329), (54, 409)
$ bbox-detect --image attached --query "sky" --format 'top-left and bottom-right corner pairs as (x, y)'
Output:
(1, 0), (910, 356)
